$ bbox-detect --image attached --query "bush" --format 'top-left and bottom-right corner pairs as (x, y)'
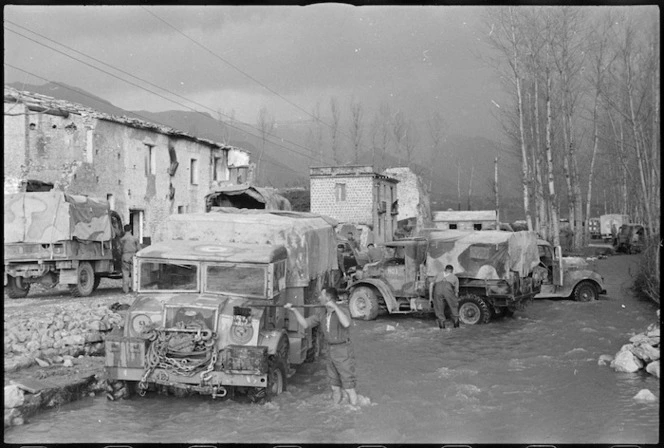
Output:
(633, 234), (660, 305)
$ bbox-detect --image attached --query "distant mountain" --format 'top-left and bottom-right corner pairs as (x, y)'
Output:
(7, 82), (521, 199)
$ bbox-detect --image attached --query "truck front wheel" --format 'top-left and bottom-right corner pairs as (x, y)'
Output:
(458, 295), (491, 325)
(69, 261), (95, 297)
(6, 275), (31, 299)
(573, 281), (598, 302)
(348, 286), (380, 320)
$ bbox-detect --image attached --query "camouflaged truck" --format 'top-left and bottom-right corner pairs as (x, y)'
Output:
(4, 191), (123, 298)
(105, 209), (339, 402)
(347, 230), (543, 325)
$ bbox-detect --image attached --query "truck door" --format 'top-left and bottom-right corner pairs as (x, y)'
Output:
(553, 245), (564, 287)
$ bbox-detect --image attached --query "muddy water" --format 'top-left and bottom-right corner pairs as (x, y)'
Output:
(5, 256), (659, 444)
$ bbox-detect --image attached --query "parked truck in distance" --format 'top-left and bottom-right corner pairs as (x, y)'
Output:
(346, 230), (543, 325)
(105, 209), (340, 402)
(4, 190), (123, 298)
(535, 239), (606, 301)
(599, 214), (630, 243)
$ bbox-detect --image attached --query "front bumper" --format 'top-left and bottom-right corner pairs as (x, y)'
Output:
(106, 366), (267, 388)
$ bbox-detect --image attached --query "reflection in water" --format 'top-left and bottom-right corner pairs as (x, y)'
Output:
(6, 297), (659, 444)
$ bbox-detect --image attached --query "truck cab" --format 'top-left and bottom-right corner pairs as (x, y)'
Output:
(535, 240), (606, 301)
(105, 210), (338, 403)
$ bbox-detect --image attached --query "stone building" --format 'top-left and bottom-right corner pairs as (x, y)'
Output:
(4, 86), (252, 244)
(383, 167), (431, 235)
(432, 210), (497, 231)
(309, 165), (398, 246)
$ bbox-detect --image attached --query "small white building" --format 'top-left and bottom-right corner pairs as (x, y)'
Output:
(432, 210), (497, 231)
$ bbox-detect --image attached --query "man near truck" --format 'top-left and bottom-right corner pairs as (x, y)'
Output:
(431, 264), (460, 329)
(120, 224), (141, 294)
(285, 287), (358, 406)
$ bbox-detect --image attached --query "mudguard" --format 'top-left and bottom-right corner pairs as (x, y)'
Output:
(349, 278), (398, 312)
(258, 329), (288, 355)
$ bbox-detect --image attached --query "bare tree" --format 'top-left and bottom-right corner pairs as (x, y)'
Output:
(256, 106), (275, 185)
(329, 97), (342, 165)
(426, 111), (447, 190)
(391, 110), (408, 165)
(349, 99), (364, 164)
(311, 101), (324, 164)
(467, 164), (475, 210)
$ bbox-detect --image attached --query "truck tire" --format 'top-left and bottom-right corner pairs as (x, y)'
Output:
(348, 286), (380, 321)
(69, 261), (95, 297)
(458, 295), (491, 325)
(250, 337), (288, 403)
(6, 275), (31, 299)
(573, 281), (598, 302)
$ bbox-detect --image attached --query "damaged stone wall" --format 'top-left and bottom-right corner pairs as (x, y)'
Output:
(384, 167), (432, 232)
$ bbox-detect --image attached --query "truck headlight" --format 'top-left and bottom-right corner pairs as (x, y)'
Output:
(131, 314), (152, 335)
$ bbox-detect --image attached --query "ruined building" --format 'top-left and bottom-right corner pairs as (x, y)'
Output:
(4, 86), (252, 244)
(383, 167), (432, 235)
(309, 165), (398, 246)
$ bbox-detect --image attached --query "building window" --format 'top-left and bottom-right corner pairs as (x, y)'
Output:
(178, 205), (188, 214)
(213, 156), (227, 181)
(335, 183), (346, 202)
(146, 144), (156, 175)
(474, 223), (482, 230)
(449, 223), (458, 230)
(237, 167), (247, 184)
(190, 159), (199, 185)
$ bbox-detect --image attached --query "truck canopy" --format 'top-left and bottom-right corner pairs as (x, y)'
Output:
(205, 184), (292, 211)
(424, 230), (540, 280)
(153, 208), (338, 287)
(4, 191), (112, 243)
(137, 240), (288, 264)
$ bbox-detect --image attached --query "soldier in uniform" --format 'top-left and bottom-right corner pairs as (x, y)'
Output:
(285, 287), (358, 405)
(120, 224), (141, 294)
(430, 264), (460, 329)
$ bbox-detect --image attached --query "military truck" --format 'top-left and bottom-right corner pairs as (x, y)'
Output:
(347, 230), (543, 325)
(105, 209), (339, 402)
(4, 190), (123, 298)
(534, 239), (606, 301)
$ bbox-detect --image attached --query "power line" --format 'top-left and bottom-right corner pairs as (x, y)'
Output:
(5, 24), (334, 167)
(4, 63), (306, 178)
(140, 7), (375, 158)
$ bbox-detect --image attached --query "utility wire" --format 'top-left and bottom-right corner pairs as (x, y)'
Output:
(4, 63), (307, 178)
(5, 24), (334, 167)
(6, 20), (329, 165)
(141, 7), (375, 157)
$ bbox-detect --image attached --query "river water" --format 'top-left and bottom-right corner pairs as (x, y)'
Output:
(5, 255), (659, 445)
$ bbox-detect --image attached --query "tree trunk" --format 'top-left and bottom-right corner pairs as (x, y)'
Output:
(545, 72), (560, 247)
(510, 9), (533, 231)
(494, 157), (500, 224)
(467, 164), (475, 211)
(585, 91), (600, 246)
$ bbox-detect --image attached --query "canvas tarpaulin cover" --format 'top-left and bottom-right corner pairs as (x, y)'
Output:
(4, 191), (112, 243)
(153, 208), (338, 287)
(205, 185), (292, 211)
(424, 230), (540, 280)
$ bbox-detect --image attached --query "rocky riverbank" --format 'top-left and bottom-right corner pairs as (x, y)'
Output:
(599, 309), (660, 402)
(4, 294), (132, 428)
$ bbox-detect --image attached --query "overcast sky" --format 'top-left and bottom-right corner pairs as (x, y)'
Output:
(5, 5), (510, 140)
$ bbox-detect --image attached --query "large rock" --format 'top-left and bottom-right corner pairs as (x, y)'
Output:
(629, 343), (660, 363)
(4, 385), (25, 408)
(633, 389), (657, 402)
(646, 360), (660, 378)
(611, 349), (644, 373)
(629, 333), (650, 344)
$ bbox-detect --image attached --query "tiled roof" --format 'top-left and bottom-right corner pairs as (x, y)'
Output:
(4, 85), (248, 154)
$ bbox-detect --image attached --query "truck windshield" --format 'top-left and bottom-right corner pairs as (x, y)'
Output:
(139, 261), (198, 291)
(205, 264), (267, 298)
